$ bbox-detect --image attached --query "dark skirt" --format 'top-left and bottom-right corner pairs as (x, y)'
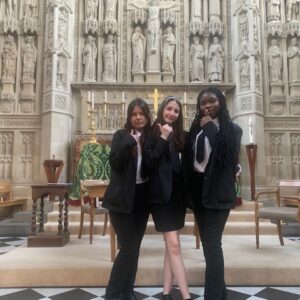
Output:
(149, 172), (186, 232)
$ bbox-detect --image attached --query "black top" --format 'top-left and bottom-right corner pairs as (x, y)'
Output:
(102, 129), (145, 213)
(183, 121), (243, 210)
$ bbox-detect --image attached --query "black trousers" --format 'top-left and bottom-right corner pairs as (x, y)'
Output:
(194, 204), (230, 300)
(105, 183), (149, 299)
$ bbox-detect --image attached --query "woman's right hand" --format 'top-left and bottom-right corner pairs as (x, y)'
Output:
(157, 123), (172, 140)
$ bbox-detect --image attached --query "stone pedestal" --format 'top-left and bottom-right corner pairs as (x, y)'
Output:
(162, 72), (174, 83)
(1, 79), (14, 95)
(270, 81), (283, 96)
(21, 79), (35, 96)
(133, 72), (145, 83)
(289, 82), (300, 96)
(146, 71), (161, 83)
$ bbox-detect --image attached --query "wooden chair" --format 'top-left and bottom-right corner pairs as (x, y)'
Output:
(78, 179), (116, 261)
(255, 180), (300, 249)
(0, 180), (27, 211)
(78, 179), (109, 243)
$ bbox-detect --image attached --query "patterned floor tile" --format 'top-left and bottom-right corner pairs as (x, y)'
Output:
(32, 288), (75, 297)
(254, 287), (300, 300)
(0, 289), (27, 297)
(0, 288), (44, 300)
(49, 288), (98, 300)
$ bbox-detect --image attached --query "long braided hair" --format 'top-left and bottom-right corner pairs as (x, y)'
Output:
(190, 86), (235, 168)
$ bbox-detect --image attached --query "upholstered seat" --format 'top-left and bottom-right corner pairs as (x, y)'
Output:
(255, 180), (300, 249)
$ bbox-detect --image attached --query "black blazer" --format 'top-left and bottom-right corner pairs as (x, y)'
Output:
(102, 129), (143, 213)
(183, 121), (242, 210)
(144, 133), (174, 204)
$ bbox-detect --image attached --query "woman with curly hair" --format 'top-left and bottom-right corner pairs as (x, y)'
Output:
(184, 86), (242, 300)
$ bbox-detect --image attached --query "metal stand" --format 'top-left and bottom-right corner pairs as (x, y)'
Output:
(246, 144), (257, 201)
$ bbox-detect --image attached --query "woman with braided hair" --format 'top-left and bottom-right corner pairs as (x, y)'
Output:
(183, 86), (242, 300)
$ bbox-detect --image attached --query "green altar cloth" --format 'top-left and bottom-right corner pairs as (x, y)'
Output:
(70, 143), (111, 199)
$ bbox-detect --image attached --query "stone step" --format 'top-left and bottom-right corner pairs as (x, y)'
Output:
(13, 211), (34, 223)
(44, 220), (278, 236)
(47, 209), (260, 223)
(0, 219), (31, 236)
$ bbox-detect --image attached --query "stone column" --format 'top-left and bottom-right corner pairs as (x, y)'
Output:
(232, 1), (266, 199)
(41, 0), (74, 182)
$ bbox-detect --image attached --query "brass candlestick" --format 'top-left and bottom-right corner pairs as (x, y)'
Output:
(149, 88), (163, 117)
(87, 97), (97, 144)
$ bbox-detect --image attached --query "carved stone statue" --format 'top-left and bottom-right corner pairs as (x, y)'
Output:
(132, 26), (146, 73)
(58, 10), (67, 47)
(286, 0), (300, 22)
(191, 0), (202, 22)
(189, 35), (204, 82)
(82, 35), (97, 82)
(287, 37), (300, 82)
(208, 36), (224, 82)
(57, 56), (67, 87)
(22, 36), (37, 80)
(103, 34), (117, 82)
(2, 34), (17, 81)
(239, 12), (249, 42)
(5, 0), (18, 18)
(266, 0), (281, 21)
(240, 58), (250, 88)
(105, 0), (117, 21)
(128, 0), (176, 73)
(86, 0), (99, 20)
(162, 26), (176, 73)
(24, 0), (38, 18)
(209, 0), (221, 22)
(268, 39), (282, 82)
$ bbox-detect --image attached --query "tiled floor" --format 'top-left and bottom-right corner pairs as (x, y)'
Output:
(0, 237), (300, 300)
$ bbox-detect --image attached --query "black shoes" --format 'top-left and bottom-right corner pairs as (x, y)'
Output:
(162, 294), (173, 300)
(123, 292), (138, 300)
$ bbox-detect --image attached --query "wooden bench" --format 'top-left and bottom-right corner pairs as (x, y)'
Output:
(0, 181), (27, 212)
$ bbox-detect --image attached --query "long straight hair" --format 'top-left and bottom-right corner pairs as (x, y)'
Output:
(152, 96), (185, 151)
(124, 97), (152, 133)
(191, 86), (234, 167)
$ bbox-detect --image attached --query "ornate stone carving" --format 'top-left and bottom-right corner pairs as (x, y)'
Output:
(287, 37), (300, 83)
(86, 0), (98, 20)
(82, 35), (97, 82)
(24, 0), (38, 18)
(56, 55), (67, 88)
(22, 36), (37, 81)
(58, 9), (68, 48)
(240, 58), (250, 90)
(208, 36), (224, 82)
(1, 34), (17, 81)
(267, 20), (283, 36)
(20, 100), (34, 113)
(5, 0), (18, 18)
(55, 95), (66, 109)
(291, 134), (300, 178)
(270, 133), (284, 180)
(0, 132), (13, 179)
(131, 26), (146, 74)
(268, 39), (282, 82)
(266, 0), (281, 21)
(285, 21), (300, 36)
(271, 102), (285, 115)
(161, 9), (176, 25)
(240, 96), (252, 111)
(45, 56), (53, 88)
(239, 12), (249, 43)
(189, 35), (204, 82)
(209, 0), (221, 22)
(103, 0), (118, 34)
(286, 0), (300, 22)
(102, 34), (117, 82)
(270, 95), (286, 102)
(162, 26), (176, 74)
(191, 0), (202, 22)
(20, 132), (34, 179)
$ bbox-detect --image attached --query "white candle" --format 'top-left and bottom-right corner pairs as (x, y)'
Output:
(104, 90), (107, 102)
(249, 118), (253, 144)
(184, 92), (187, 103)
(122, 91), (125, 103)
(88, 91), (91, 103)
(91, 92), (95, 109)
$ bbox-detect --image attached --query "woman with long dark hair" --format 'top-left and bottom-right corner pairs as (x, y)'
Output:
(103, 98), (152, 300)
(144, 96), (191, 300)
(184, 86), (242, 300)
